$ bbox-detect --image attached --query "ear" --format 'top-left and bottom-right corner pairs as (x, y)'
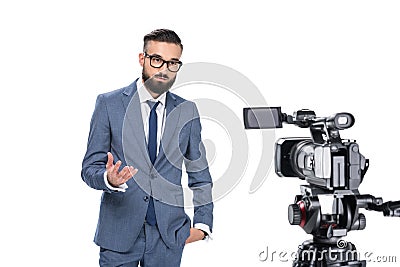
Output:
(139, 53), (145, 67)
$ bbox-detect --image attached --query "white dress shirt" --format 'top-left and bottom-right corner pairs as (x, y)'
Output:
(104, 78), (212, 239)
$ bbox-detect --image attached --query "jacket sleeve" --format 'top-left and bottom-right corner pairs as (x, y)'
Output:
(81, 94), (114, 193)
(184, 102), (214, 231)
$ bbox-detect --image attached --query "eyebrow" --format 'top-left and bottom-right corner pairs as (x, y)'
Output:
(148, 53), (180, 62)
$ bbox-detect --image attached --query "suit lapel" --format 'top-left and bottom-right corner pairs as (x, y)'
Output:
(122, 81), (153, 168)
(155, 92), (181, 166)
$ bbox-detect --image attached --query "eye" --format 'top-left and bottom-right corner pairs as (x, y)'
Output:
(152, 57), (162, 63)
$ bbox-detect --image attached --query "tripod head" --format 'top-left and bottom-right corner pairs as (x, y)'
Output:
(288, 186), (400, 240)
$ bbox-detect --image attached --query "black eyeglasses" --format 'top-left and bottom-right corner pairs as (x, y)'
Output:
(144, 52), (183, 72)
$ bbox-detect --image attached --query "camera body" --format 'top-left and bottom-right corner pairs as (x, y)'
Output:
(244, 107), (367, 191)
(275, 137), (367, 191)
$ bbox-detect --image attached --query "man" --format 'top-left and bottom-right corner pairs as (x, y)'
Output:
(82, 29), (213, 267)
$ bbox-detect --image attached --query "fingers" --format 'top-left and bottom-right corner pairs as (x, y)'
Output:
(185, 228), (205, 244)
(113, 160), (122, 176)
(106, 152), (138, 187)
(127, 166), (138, 179)
(119, 166), (130, 180)
(110, 166), (136, 186)
(106, 152), (114, 169)
(120, 166), (138, 183)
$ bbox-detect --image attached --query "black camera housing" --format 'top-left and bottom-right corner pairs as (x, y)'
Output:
(275, 138), (366, 191)
(244, 107), (365, 191)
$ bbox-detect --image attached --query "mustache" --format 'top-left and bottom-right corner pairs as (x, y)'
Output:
(154, 73), (169, 79)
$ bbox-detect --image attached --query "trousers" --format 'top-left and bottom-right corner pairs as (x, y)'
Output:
(99, 223), (185, 267)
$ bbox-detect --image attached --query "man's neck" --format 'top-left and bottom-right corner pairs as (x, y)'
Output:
(148, 89), (161, 99)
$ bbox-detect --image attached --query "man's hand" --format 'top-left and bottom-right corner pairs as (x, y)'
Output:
(106, 152), (138, 187)
(185, 228), (206, 244)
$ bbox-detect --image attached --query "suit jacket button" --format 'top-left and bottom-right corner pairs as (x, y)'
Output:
(143, 196), (149, 202)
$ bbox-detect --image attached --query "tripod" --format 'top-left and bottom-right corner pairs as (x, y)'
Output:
(288, 185), (400, 266)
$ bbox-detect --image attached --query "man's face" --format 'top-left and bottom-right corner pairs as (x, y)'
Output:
(139, 41), (182, 96)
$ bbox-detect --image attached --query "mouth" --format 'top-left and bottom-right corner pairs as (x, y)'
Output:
(154, 74), (169, 81)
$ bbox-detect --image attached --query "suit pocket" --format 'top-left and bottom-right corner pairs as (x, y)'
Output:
(177, 216), (191, 248)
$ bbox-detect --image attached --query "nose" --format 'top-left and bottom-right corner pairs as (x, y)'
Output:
(159, 62), (169, 72)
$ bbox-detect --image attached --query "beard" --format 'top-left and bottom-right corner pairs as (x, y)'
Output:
(142, 68), (177, 96)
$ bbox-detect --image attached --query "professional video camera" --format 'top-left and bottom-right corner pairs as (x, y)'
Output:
(244, 107), (400, 267)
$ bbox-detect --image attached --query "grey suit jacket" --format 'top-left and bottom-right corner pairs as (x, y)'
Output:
(81, 80), (213, 252)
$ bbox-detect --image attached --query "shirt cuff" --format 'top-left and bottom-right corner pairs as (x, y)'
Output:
(103, 171), (128, 192)
(194, 223), (213, 241)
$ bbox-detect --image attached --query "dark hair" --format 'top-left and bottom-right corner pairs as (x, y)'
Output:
(143, 29), (183, 52)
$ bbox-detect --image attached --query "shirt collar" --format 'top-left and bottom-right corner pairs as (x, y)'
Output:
(136, 78), (167, 106)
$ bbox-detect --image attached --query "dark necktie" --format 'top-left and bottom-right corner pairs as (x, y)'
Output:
(146, 100), (159, 225)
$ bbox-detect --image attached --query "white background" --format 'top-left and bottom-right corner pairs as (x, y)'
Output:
(1, 1), (399, 266)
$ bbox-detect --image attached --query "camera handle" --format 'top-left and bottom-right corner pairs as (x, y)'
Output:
(356, 194), (400, 217)
(368, 200), (400, 217)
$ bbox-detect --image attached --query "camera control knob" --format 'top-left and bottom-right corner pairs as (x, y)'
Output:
(358, 213), (366, 230)
(288, 204), (302, 225)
